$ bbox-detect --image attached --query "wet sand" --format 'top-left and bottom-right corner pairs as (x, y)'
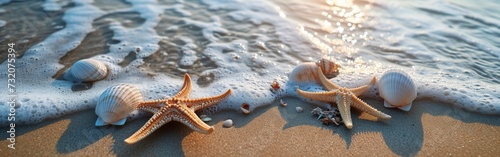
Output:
(1, 98), (499, 156)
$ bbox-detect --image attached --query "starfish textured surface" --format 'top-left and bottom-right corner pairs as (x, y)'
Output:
(296, 68), (391, 129)
(125, 74), (232, 144)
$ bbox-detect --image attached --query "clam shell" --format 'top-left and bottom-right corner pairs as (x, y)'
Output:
(64, 59), (108, 82)
(95, 84), (143, 126)
(378, 69), (417, 111)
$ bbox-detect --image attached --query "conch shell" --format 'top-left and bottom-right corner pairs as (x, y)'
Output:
(288, 58), (340, 84)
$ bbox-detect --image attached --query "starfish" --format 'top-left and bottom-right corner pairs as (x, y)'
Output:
(296, 67), (391, 129)
(125, 74), (231, 144)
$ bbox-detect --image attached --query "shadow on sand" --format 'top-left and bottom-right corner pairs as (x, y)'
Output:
(1, 96), (499, 156)
(277, 97), (500, 156)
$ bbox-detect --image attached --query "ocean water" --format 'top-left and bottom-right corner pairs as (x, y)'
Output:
(0, 0), (499, 126)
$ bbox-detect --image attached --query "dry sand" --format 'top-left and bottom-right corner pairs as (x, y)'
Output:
(1, 97), (499, 156)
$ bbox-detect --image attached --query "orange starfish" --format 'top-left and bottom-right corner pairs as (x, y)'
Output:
(296, 68), (390, 129)
(125, 74), (231, 144)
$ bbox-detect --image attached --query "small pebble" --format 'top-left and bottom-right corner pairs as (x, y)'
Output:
(223, 119), (233, 128)
(295, 107), (303, 113)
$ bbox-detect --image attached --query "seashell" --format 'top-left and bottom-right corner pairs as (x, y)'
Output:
(64, 59), (108, 83)
(280, 99), (287, 107)
(222, 119), (233, 128)
(95, 84), (143, 126)
(271, 80), (280, 90)
(295, 106), (303, 113)
(378, 69), (417, 111)
(316, 58), (340, 78)
(240, 103), (251, 114)
(200, 115), (212, 122)
(321, 117), (333, 125)
(311, 107), (323, 115)
(288, 58), (340, 84)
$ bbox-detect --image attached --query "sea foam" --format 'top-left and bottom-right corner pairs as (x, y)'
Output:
(0, 0), (499, 127)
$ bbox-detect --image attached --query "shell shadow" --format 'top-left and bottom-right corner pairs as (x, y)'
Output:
(0, 94), (272, 155)
(51, 104), (271, 155)
(50, 109), (191, 156)
(53, 104), (272, 155)
(277, 97), (500, 156)
(1, 95), (498, 156)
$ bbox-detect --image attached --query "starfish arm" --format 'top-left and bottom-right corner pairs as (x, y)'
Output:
(350, 95), (391, 120)
(188, 89), (232, 111)
(317, 67), (341, 91)
(125, 105), (176, 144)
(296, 89), (337, 102)
(137, 99), (167, 113)
(336, 92), (353, 129)
(173, 106), (214, 134)
(349, 76), (376, 96)
(172, 73), (192, 99)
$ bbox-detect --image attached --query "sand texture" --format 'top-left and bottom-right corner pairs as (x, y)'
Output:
(1, 98), (500, 156)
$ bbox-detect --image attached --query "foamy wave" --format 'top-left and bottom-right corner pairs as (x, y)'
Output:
(0, 0), (315, 126)
(1, 0), (499, 127)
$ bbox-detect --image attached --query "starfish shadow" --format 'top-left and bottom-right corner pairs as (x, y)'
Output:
(0, 109), (218, 156)
(0, 108), (190, 156)
(51, 104), (270, 156)
(46, 110), (190, 156)
(277, 96), (500, 156)
(1, 96), (499, 156)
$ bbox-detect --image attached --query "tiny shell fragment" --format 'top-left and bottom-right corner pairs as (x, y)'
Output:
(280, 99), (287, 107)
(295, 107), (303, 113)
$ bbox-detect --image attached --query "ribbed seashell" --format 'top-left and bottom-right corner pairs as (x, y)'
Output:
(316, 58), (340, 78)
(378, 69), (417, 111)
(95, 84), (143, 126)
(64, 59), (108, 83)
(288, 58), (340, 84)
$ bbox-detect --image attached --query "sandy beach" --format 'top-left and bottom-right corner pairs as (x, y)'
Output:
(1, 0), (500, 156)
(1, 97), (499, 156)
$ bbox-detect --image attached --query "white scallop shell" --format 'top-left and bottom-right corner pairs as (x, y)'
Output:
(378, 69), (417, 111)
(95, 84), (143, 126)
(64, 59), (108, 83)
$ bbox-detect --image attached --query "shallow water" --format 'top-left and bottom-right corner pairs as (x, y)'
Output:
(0, 0), (499, 126)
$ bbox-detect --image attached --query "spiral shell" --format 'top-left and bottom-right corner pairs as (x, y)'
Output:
(95, 84), (143, 126)
(316, 58), (340, 78)
(378, 69), (417, 111)
(288, 58), (340, 84)
(64, 59), (108, 83)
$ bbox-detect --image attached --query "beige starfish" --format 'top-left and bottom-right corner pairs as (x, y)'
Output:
(296, 68), (391, 129)
(125, 74), (231, 144)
